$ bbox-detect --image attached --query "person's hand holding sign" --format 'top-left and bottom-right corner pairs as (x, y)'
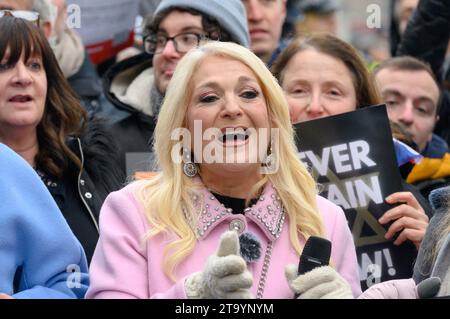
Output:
(379, 192), (429, 250)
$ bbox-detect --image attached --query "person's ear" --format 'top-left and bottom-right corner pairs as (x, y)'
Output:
(40, 21), (53, 39)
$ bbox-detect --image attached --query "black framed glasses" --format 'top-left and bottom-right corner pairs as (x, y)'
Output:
(0, 10), (40, 27)
(144, 32), (206, 55)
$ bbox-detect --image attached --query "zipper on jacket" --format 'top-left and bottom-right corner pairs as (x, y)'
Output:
(76, 138), (100, 234)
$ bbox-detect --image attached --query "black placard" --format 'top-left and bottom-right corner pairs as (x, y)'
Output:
(294, 105), (417, 291)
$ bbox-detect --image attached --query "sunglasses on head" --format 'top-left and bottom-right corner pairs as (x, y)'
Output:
(0, 10), (40, 27)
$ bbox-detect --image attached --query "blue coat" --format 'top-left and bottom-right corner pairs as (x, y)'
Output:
(0, 143), (89, 298)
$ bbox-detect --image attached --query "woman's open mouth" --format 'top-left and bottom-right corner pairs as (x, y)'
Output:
(219, 128), (251, 146)
(9, 95), (33, 103)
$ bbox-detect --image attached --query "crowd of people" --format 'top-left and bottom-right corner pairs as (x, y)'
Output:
(0, 0), (449, 299)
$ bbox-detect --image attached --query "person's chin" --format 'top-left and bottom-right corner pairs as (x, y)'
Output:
(214, 162), (257, 173)
(6, 117), (40, 128)
(157, 81), (170, 95)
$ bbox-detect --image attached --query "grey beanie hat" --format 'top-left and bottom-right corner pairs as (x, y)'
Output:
(154, 0), (250, 48)
(297, 0), (339, 14)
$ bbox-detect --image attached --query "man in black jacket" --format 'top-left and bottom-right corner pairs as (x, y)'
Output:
(374, 56), (450, 199)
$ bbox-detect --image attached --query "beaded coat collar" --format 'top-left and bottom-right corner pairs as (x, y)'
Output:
(185, 179), (286, 242)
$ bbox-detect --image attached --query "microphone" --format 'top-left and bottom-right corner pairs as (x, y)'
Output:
(294, 236), (332, 298)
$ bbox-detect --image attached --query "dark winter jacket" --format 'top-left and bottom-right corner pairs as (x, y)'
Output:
(397, 134), (450, 200)
(41, 119), (125, 263)
(69, 52), (117, 119)
(396, 0), (450, 82)
(103, 52), (157, 178)
(395, 0), (450, 143)
(389, 0), (401, 57)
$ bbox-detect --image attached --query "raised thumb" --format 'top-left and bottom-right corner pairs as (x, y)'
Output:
(284, 264), (298, 284)
(216, 230), (240, 257)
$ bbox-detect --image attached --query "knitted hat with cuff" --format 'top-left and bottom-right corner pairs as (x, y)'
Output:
(154, 0), (250, 48)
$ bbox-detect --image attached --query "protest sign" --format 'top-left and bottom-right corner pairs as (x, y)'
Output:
(294, 105), (417, 290)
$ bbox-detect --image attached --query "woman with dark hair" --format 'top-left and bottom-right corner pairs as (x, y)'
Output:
(0, 16), (124, 263)
(271, 33), (430, 290)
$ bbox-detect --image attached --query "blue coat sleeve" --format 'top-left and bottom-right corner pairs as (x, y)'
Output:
(0, 144), (89, 298)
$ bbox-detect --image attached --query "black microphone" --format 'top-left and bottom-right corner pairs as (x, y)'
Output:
(294, 236), (332, 298)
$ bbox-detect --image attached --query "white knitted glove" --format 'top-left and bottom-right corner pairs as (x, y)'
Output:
(185, 231), (254, 299)
(285, 264), (353, 299)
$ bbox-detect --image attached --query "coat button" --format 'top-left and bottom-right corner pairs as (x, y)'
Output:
(80, 179), (85, 186)
(229, 219), (245, 234)
(84, 192), (92, 199)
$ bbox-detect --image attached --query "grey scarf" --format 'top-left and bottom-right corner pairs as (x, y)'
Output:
(150, 86), (164, 117)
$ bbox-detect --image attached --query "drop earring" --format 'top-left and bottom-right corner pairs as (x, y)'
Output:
(264, 140), (275, 168)
(183, 148), (198, 177)
(261, 134), (278, 175)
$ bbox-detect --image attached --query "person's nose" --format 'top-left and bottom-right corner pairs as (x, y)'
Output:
(397, 101), (414, 126)
(11, 61), (32, 86)
(305, 93), (324, 119)
(161, 39), (181, 59)
(221, 96), (243, 119)
(246, 0), (264, 22)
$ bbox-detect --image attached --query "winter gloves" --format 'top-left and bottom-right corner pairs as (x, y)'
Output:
(285, 264), (354, 299)
(185, 230), (355, 299)
(185, 231), (253, 299)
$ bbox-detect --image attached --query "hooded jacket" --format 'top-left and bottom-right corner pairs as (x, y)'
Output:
(102, 52), (157, 177)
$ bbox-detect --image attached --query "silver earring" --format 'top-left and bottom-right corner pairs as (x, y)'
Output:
(183, 149), (198, 177)
(264, 141), (274, 167)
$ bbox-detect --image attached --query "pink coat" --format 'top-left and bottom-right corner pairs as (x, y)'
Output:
(86, 181), (361, 299)
(358, 279), (417, 299)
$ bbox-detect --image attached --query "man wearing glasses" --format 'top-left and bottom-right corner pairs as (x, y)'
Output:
(103, 0), (250, 176)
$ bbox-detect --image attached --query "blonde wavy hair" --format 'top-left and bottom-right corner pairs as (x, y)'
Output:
(138, 42), (326, 281)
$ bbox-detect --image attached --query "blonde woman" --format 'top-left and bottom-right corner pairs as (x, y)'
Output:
(86, 42), (361, 299)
